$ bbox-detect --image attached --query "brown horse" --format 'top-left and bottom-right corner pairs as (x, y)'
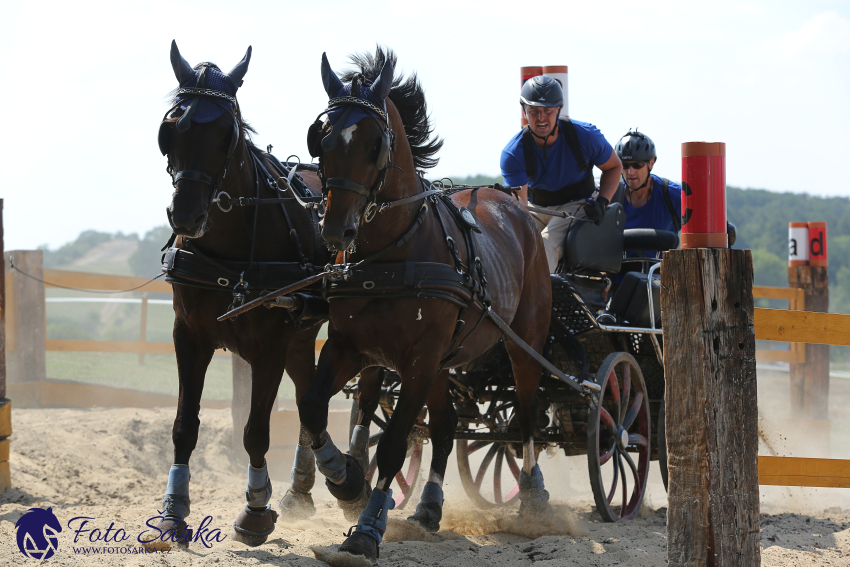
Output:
(151, 41), (329, 548)
(297, 48), (554, 562)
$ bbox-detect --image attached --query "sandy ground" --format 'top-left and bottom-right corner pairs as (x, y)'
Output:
(2, 370), (850, 566)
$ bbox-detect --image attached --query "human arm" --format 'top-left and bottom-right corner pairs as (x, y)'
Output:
(518, 185), (528, 206)
(596, 149), (622, 202)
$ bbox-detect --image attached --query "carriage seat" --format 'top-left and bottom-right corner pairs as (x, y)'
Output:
(608, 271), (660, 328)
(562, 203), (626, 274)
(623, 229), (679, 253)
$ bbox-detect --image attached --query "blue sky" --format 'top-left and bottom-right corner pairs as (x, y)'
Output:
(1, 0), (848, 250)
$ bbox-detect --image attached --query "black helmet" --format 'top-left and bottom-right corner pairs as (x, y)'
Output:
(616, 129), (656, 162)
(520, 75), (563, 108)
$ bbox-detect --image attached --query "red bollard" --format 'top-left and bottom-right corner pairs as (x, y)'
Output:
(520, 66), (542, 127)
(808, 222), (828, 267)
(789, 222), (809, 266)
(681, 142), (727, 249)
(542, 65), (568, 118)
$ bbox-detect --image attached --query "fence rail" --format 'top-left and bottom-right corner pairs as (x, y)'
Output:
(752, 285), (806, 363)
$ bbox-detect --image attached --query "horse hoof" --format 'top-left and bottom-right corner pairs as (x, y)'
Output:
(408, 502), (441, 533)
(278, 488), (316, 520)
(338, 531), (379, 563)
(518, 498), (554, 520)
(325, 455), (365, 501)
(140, 519), (187, 552)
(232, 505), (278, 547)
(339, 481), (372, 522)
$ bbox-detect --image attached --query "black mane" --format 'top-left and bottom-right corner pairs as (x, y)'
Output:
(340, 47), (443, 171)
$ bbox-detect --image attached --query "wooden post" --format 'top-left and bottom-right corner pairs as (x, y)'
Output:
(0, 200), (10, 492)
(4, 250), (46, 383)
(788, 266), (829, 417)
(662, 248), (760, 566)
(138, 292), (149, 365)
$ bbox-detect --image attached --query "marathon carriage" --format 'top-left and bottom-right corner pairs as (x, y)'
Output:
(345, 200), (677, 522)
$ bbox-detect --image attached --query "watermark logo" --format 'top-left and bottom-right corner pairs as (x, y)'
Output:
(14, 507), (63, 560)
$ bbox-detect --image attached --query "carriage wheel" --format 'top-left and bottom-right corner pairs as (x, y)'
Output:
(349, 398), (424, 510)
(657, 401), (668, 492)
(456, 395), (534, 508)
(587, 352), (651, 522)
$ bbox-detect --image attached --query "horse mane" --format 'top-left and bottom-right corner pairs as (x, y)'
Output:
(339, 47), (444, 171)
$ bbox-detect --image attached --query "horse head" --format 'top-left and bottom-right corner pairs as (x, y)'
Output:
(160, 40), (251, 238)
(310, 52), (397, 251)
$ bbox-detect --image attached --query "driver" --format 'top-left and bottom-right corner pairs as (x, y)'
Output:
(613, 129), (681, 236)
(500, 75), (623, 273)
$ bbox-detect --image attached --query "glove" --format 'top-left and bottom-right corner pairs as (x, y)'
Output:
(583, 196), (609, 226)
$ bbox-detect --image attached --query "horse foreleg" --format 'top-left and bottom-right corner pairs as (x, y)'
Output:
(279, 328), (320, 520)
(232, 352), (286, 546)
(144, 321), (214, 551)
(409, 371), (456, 532)
(297, 339), (369, 519)
(339, 361), (436, 560)
(349, 366), (383, 473)
(505, 322), (553, 519)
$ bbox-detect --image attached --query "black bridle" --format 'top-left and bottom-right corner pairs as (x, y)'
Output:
(312, 96), (400, 223)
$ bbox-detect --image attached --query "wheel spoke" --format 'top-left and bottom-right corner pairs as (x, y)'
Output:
(466, 440), (490, 456)
(620, 364), (632, 423)
(474, 443), (500, 489)
(606, 449), (620, 504)
(494, 447), (504, 504)
(619, 453), (628, 515)
(623, 450), (641, 497)
(599, 407), (617, 433)
(506, 452), (521, 480)
(395, 470), (410, 492)
(622, 392), (644, 430)
(599, 442), (616, 466)
(628, 433), (649, 447)
(607, 370), (621, 422)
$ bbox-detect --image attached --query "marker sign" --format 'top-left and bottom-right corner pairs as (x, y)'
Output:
(789, 222), (809, 266)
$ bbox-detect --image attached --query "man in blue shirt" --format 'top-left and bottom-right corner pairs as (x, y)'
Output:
(613, 130), (681, 258)
(500, 76), (623, 273)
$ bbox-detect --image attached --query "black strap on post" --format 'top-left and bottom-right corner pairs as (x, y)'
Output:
(659, 178), (680, 232)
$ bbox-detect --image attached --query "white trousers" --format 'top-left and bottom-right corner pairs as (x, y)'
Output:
(528, 196), (595, 273)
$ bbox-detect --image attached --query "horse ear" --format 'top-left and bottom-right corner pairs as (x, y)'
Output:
(170, 40), (195, 85)
(321, 52), (344, 98)
(370, 57), (394, 101)
(226, 46), (252, 88)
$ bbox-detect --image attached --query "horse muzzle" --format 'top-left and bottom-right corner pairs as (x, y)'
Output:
(321, 222), (358, 252)
(167, 205), (207, 238)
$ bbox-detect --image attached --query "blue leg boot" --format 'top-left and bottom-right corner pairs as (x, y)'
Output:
(408, 482), (443, 532)
(233, 460), (278, 546)
(143, 465), (191, 551)
(339, 488), (395, 561)
(313, 435), (371, 521)
(349, 424), (370, 474)
(518, 464), (553, 518)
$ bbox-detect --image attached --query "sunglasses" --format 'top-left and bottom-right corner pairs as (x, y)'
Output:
(622, 161), (648, 170)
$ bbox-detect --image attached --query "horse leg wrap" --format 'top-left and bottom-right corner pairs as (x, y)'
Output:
(518, 464), (552, 518)
(279, 442), (316, 519)
(349, 424), (370, 473)
(408, 482), (444, 533)
(162, 465), (191, 522)
(312, 435), (348, 485)
(339, 488), (395, 560)
(245, 460), (273, 508)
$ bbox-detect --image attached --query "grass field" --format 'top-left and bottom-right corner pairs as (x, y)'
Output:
(45, 351), (301, 400)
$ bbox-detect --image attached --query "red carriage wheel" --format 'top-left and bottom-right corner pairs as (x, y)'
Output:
(587, 352), (651, 521)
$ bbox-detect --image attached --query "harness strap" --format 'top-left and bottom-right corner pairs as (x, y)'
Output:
(326, 177), (371, 198)
(659, 178), (681, 232)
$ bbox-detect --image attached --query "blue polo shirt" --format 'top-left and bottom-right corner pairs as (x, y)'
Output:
(623, 174), (682, 258)
(500, 119), (613, 193)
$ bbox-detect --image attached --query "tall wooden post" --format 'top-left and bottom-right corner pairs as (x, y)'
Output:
(0, 200), (11, 492)
(4, 250), (46, 383)
(663, 248), (760, 566)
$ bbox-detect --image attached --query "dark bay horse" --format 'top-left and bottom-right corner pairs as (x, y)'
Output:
(152, 41), (329, 548)
(298, 48), (554, 562)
